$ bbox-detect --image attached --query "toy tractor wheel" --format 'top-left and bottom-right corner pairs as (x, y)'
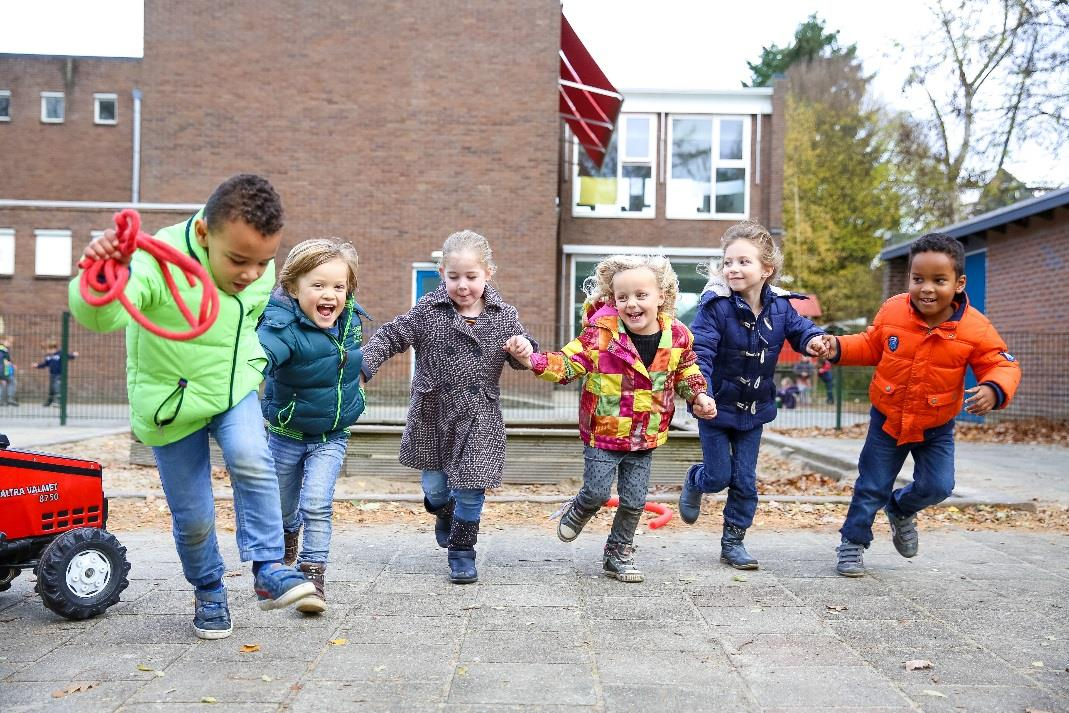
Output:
(0, 567), (19, 592)
(35, 528), (131, 620)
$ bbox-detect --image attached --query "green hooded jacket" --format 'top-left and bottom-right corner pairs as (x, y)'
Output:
(68, 211), (275, 446)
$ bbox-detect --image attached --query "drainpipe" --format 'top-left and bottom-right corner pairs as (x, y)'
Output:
(131, 88), (142, 203)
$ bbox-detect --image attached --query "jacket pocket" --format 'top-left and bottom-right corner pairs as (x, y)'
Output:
(153, 378), (189, 427)
(925, 389), (958, 408)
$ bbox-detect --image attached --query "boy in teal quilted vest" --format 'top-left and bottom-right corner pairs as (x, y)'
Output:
(69, 175), (314, 640)
(257, 238), (370, 613)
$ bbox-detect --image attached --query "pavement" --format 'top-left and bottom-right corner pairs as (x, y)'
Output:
(2, 527), (1068, 712)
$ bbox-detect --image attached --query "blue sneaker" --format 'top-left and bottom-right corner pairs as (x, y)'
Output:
(678, 465), (703, 525)
(254, 563), (315, 611)
(193, 586), (232, 640)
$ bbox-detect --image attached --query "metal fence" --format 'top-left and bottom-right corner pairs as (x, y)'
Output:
(0, 311), (1063, 430)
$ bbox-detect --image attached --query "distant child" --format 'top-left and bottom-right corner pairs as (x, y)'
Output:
(69, 174), (315, 639)
(0, 338), (17, 406)
(817, 358), (834, 404)
(257, 238), (370, 613)
(509, 255), (715, 583)
(678, 221), (829, 569)
(35, 340), (78, 407)
(827, 233), (1020, 577)
(360, 230), (535, 584)
(777, 376), (799, 409)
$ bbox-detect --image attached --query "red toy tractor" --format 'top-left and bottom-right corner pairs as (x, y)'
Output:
(0, 433), (130, 619)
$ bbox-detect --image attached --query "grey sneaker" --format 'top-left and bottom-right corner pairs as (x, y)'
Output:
(885, 507), (919, 558)
(557, 499), (597, 543)
(836, 538), (866, 577)
(603, 543), (644, 583)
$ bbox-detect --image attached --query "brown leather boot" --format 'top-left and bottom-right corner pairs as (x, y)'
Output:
(283, 529), (299, 566)
(295, 562), (326, 614)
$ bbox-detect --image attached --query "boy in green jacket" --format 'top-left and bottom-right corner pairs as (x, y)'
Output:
(69, 174), (313, 639)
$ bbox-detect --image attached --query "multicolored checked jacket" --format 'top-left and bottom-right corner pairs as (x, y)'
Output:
(530, 303), (707, 452)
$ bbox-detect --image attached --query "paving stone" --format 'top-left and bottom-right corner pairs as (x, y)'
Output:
(602, 682), (755, 712)
(858, 646), (1038, 687)
(447, 662), (597, 705)
(3, 680), (144, 713)
(595, 650), (734, 686)
(288, 679), (444, 712)
(476, 583), (581, 608)
(460, 629), (588, 663)
(899, 683), (1069, 712)
(697, 606), (826, 634)
(8, 643), (189, 682)
(720, 633), (861, 666)
(312, 643), (457, 682)
(741, 665), (908, 708)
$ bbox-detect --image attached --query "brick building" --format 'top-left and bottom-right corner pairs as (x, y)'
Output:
(0, 1), (784, 407)
(879, 187), (1069, 421)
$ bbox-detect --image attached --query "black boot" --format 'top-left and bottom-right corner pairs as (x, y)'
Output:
(720, 523), (758, 570)
(447, 517), (479, 584)
(557, 494), (601, 543)
(603, 504), (644, 583)
(424, 497), (455, 549)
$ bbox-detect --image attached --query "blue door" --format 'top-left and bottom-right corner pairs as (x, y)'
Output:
(960, 250), (986, 422)
(414, 268), (440, 302)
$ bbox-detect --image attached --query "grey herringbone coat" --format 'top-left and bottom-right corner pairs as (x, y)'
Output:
(361, 284), (535, 490)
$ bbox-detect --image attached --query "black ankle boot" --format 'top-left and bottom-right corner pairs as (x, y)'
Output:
(447, 517), (479, 584)
(720, 523), (758, 570)
(424, 497), (455, 549)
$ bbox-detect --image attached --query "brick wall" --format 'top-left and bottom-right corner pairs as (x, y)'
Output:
(0, 56), (140, 201)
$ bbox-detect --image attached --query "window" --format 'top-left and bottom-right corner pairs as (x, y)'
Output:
(666, 116), (749, 219)
(40, 92), (64, 123)
(0, 91), (10, 122)
(94, 93), (117, 124)
(565, 250), (718, 337)
(34, 230), (72, 276)
(572, 113), (656, 218)
(0, 230), (13, 275)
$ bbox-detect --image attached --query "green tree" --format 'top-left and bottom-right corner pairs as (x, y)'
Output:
(745, 15), (855, 88)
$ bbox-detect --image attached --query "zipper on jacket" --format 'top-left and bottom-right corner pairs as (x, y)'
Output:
(229, 295), (244, 410)
(326, 302), (354, 432)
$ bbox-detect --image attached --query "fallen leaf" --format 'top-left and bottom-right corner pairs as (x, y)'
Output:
(154, 671), (165, 678)
(373, 665), (387, 672)
(750, 607), (762, 612)
(261, 675), (273, 682)
(921, 689), (947, 698)
(904, 659), (933, 671)
(825, 604), (849, 612)
(51, 681), (98, 698)
(136, 663), (155, 672)
(358, 502), (381, 511)
(732, 575), (747, 582)
(201, 696), (217, 704)
(456, 666), (468, 676)
(240, 644), (260, 653)
(330, 638), (348, 646)
(1031, 660), (1044, 667)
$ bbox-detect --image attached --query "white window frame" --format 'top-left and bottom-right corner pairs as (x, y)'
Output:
(571, 112), (657, 219)
(34, 229), (73, 277)
(93, 93), (118, 125)
(0, 229), (14, 275)
(665, 114), (750, 220)
(0, 90), (10, 122)
(40, 91), (64, 123)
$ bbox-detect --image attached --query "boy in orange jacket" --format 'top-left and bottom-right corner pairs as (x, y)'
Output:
(825, 233), (1020, 577)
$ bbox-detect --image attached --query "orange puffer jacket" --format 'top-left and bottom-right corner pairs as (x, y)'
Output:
(835, 293), (1020, 445)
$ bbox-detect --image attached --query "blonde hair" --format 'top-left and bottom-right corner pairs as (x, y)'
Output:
(701, 220), (783, 291)
(438, 230), (497, 275)
(583, 254), (679, 316)
(279, 238), (359, 295)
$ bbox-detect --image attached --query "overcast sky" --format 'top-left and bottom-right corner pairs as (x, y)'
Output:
(1, 0), (1063, 186)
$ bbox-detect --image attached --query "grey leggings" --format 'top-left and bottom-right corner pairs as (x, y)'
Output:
(575, 446), (652, 546)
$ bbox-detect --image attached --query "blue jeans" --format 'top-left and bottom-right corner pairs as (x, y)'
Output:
(269, 432), (348, 564)
(422, 470), (485, 521)
(688, 421), (764, 529)
(151, 391), (284, 589)
(840, 408), (956, 546)
(0, 374), (15, 403)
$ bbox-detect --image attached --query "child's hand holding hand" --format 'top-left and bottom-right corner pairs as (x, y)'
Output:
(964, 384), (997, 415)
(806, 335), (831, 358)
(692, 393), (717, 420)
(503, 335), (533, 368)
(82, 229), (131, 266)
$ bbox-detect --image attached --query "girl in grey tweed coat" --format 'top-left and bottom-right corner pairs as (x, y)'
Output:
(361, 231), (535, 583)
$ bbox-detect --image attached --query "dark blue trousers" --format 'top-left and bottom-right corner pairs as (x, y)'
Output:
(840, 408), (956, 546)
(687, 421), (763, 529)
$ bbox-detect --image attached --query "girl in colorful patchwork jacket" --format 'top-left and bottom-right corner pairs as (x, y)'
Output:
(508, 255), (716, 583)
(677, 221), (831, 570)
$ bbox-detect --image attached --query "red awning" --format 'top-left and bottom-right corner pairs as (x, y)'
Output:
(793, 294), (822, 318)
(559, 15), (622, 169)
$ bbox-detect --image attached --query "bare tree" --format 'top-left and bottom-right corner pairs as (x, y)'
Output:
(903, 0), (1069, 222)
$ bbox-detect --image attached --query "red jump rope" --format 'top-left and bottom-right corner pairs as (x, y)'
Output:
(78, 209), (220, 341)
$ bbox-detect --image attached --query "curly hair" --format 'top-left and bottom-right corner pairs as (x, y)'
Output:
(583, 254), (679, 316)
(204, 174), (284, 237)
(701, 220), (783, 290)
(909, 232), (964, 277)
(438, 229), (497, 275)
(279, 238), (359, 295)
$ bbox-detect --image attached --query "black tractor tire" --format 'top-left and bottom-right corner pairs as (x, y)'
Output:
(0, 567), (20, 592)
(35, 528), (131, 620)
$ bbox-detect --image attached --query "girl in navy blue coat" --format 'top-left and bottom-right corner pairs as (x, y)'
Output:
(678, 221), (830, 569)
(257, 238), (370, 613)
